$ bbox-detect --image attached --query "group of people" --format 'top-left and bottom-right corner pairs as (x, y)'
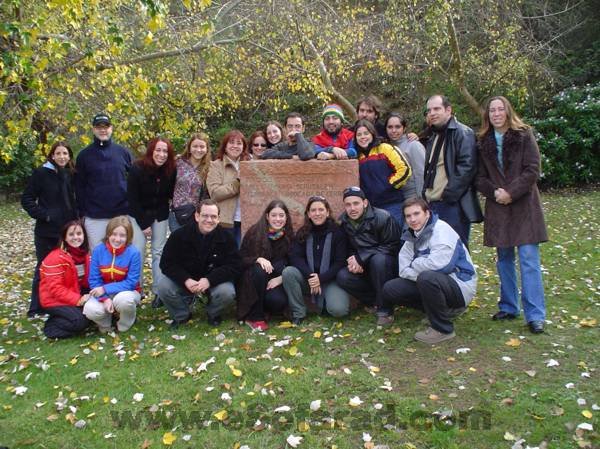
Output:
(21, 93), (549, 343)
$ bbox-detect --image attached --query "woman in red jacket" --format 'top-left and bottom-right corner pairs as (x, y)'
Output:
(39, 220), (91, 339)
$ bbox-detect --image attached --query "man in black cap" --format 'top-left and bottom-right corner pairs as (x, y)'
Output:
(75, 113), (133, 250)
(336, 186), (402, 322)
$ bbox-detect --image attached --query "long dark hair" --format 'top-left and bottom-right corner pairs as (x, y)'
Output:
(353, 119), (380, 154)
(47, 141), (75, 173)
(244, 199), (293, 257)
(295, 196), (335, 243)
(138, 137), (176, 176)
(58, 219), (89, 253)
(383, 112), (407, 142)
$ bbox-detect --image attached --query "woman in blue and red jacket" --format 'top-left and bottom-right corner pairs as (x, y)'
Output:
(354, 119), (412, 226)
(40, 220), (91, 339)
(83, 216), (141, 333)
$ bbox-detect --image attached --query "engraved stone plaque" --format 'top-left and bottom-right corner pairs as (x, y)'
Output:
(240, 159), (359, 235)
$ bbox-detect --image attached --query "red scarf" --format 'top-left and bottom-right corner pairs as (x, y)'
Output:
(66, 244), (87, 265)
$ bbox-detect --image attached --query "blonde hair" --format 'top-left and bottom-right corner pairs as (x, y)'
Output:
(104, 216), (134, 246)
(478, 96), (529, 138)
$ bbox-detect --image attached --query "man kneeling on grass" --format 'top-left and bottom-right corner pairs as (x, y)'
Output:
(157, 199), (241, 328)
(379, 197), (477, 344)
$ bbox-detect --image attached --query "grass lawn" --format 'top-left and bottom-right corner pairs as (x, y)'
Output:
(0, 190), (598, 449)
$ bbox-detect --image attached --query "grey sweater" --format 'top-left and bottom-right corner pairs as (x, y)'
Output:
(260, 133), (315, 160)
(389, 135), (426, 199)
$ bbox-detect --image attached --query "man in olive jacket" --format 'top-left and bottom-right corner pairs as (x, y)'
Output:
(336, 186), (401, 321)
(423, 95), (483, 245)
(157, 200), (241, 328)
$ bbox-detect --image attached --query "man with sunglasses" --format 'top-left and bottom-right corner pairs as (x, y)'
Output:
(336, 187), (401, 321)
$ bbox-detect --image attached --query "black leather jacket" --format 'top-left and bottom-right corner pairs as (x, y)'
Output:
(424, 117), (483, 223)
(340, 205), (401, 265)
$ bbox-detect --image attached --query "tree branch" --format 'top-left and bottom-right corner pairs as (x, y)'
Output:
(94, 37), (245, 71)
(446, 12), (482, 116)
(302, 36), (357, 122)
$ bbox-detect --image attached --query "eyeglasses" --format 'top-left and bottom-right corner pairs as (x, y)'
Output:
(252, 143), (267, 147)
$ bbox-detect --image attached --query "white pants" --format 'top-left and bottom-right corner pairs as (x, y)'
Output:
(84, 217), (111, 252)
(130, 218), (168, 295)
(83, 291), (141, 332)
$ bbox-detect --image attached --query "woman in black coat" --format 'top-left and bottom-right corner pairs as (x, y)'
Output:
(21, 141), (77, 316)
(127, 137), (176, 301)
(236, 200), (294, 331)
(282, 196), (350, 325)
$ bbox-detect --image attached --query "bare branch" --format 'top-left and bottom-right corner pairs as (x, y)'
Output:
(302, 36), (356, 121)
(94, 37), (245, 71)
(520, 0), (584, 20)
(446, 12), (482, 116)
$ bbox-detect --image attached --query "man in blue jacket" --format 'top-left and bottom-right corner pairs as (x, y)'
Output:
(75, 113), (133, 250)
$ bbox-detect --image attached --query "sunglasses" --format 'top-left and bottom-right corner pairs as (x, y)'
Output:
(252, 143), (267, 147)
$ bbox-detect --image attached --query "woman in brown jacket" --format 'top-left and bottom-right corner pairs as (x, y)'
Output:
(206, 130), (250, 247)
(476, 96), (548, 334)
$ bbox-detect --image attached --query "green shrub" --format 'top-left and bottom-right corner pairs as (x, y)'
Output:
(0, 141), (38, 197)
(531, 82), (600, 187)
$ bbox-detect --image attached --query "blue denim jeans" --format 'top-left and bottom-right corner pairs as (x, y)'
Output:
(496, 244), (546, 322)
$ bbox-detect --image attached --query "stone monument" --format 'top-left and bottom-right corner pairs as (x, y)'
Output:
(240, 159), (359, 234)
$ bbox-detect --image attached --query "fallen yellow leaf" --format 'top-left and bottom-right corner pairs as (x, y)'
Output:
(298, 421), (310, 432)
(313, 331), (322, 338)
(429, 394), (439, 401)
(229, 365), (242, 377)
(579, 318), (597, 327)
(582, 410), (593, 418)
(505, 338), (521, 347)
(278, 321), (294, 328)
(214, 409), (228, 421)
(288, 347), (298, 356)
(162, 431), (177, 446)
(172, 371), (186, 379)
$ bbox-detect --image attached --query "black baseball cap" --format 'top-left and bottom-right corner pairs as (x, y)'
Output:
(342, 186), (366, 200)
(92, 113), (111, 126)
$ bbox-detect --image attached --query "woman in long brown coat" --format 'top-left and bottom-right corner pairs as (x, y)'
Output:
(476, 96), (548, 334)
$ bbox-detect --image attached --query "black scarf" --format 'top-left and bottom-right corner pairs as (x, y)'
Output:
(423, 121), (449, 190)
